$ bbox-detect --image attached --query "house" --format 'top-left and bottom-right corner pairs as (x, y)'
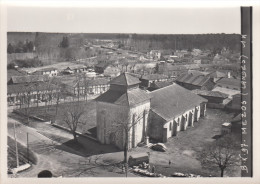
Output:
(176, 73), (215, 91)
(8, 75), (49, 85)
(148, 83), (207, 142)
(7, 82), (59, 105)
(208, 71), (227, 82)
(225, 94), (241, 111)
(7, 69), (26, 79)
(174, 50), (189, 58)
(148, 81), (173, 91)
(63, 64), (87, 74)
(157, 63), (188, 77)
(96, 73), (151, 150)
(63, 78), (110, 96)
(213, 54), (230, 64)
(148, 50), (161, 60)
(192, 89), (229, 109)
(95, 73), (207, 150)
(103, 65), (121, 78)
(192, 89), (228, 104)
(212, 78), (241, 97)
(33, 67), (58, 77)
(140, 74), (169, 88)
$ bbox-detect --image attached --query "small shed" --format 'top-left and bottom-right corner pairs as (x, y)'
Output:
(221, 122), (232, 135)
(128, 153), (149, 167)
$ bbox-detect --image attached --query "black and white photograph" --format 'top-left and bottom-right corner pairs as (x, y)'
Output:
(0, 0), (259, 183)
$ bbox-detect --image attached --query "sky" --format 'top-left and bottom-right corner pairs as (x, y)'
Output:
(5, 4), (241, 34)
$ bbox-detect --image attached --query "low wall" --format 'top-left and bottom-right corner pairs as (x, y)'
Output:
(52, 123), (99, 142)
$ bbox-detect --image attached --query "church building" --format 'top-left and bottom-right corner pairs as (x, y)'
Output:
(96, 73), (207, 150)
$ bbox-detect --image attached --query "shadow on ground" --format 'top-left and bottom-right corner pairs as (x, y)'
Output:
(55, 135), (120, 157)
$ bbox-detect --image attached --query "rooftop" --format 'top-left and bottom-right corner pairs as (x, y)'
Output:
(9, 75), (48, 84)
(8, 82), (58, 94)
(176, 73), (210, 87)
(150, 81), (173, 89)
(216, 78), (241, 88)
(110, 72), (141, 86)
(141, 74), (168, 81)
(96, 88), (150, 106)
(150, 83), (207, 121)
(192, 89), (229, 99)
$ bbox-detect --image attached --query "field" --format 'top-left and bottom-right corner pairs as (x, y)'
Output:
(13, 100), (97, 136)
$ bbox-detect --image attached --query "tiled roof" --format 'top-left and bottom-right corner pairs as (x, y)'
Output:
(151, 81), (173, 89)
(208, 71), (226, 78)
(96, 88), (150, 106)
(10, 75), (48, 84)
(7, 69), (26, 82)
(110, 72), (141, 86)
(141, 74), (168, 81)
(176, 73), (211, 87)
(8, 82), (59, 94)
(216, 78), (241, 88)
(36, 67), (57, 72)
(192, 89), (229, 98)
(150, 83), (207, 121)
(95, 62), (110, 69)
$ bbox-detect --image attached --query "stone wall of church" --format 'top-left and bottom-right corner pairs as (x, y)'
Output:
(96, 100), (150, 150)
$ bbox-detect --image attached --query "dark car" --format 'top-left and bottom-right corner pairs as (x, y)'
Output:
(151, 143), (167, 152)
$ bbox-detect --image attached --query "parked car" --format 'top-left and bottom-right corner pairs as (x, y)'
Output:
(151, 143), (167, 152)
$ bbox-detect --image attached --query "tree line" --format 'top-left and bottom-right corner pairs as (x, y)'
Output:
(7, 40), (34, 54)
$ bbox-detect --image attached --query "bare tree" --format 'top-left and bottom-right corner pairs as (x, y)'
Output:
(198, 134), (240, 177)
(108, 111), (147, 177)
(63, 103), (86, 142)
(24, 83), (34, 124)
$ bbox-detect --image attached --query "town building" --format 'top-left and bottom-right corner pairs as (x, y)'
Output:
(226, 93), (241, 112)
(192, 89), (228, 104)
(103, 65), (121, 78)
(32, 67), (58, 77)
(176, 73), (215, 91)
(7, 82), (59, 105)
(63, 64), (87, 74)
(192, 89), (229, 109)
(63, 78), (110, 96)
(157, 63), (189, 77)
(8, 75), (49, 85)
(147, 81), (173, 91)
(95, 73), (207, 150)
(148, 84), (207, 142)
(212, 78), (241, 97)
(140, 74), (169, 88)
(208, 71), (227, 82)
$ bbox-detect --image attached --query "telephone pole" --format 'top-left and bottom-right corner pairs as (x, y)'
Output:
(13, 121), (19, 168)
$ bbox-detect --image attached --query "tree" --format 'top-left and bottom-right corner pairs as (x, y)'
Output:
(60, 36), (69, 48)
(7, 43), (14, 54)
(109, 111), (147, 177)
(63, 103), (86, 142)
(198, 134), (240, 177)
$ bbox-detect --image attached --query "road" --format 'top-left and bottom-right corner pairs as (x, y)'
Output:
(7, 116), (136, 177)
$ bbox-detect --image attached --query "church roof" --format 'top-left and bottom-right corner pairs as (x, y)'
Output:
(150, 83), (207, 121)
(109, 72), (141, 86)
(96, 88), (150, 106)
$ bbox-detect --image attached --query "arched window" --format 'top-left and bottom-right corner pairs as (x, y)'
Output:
(169, 122), (172, 130)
